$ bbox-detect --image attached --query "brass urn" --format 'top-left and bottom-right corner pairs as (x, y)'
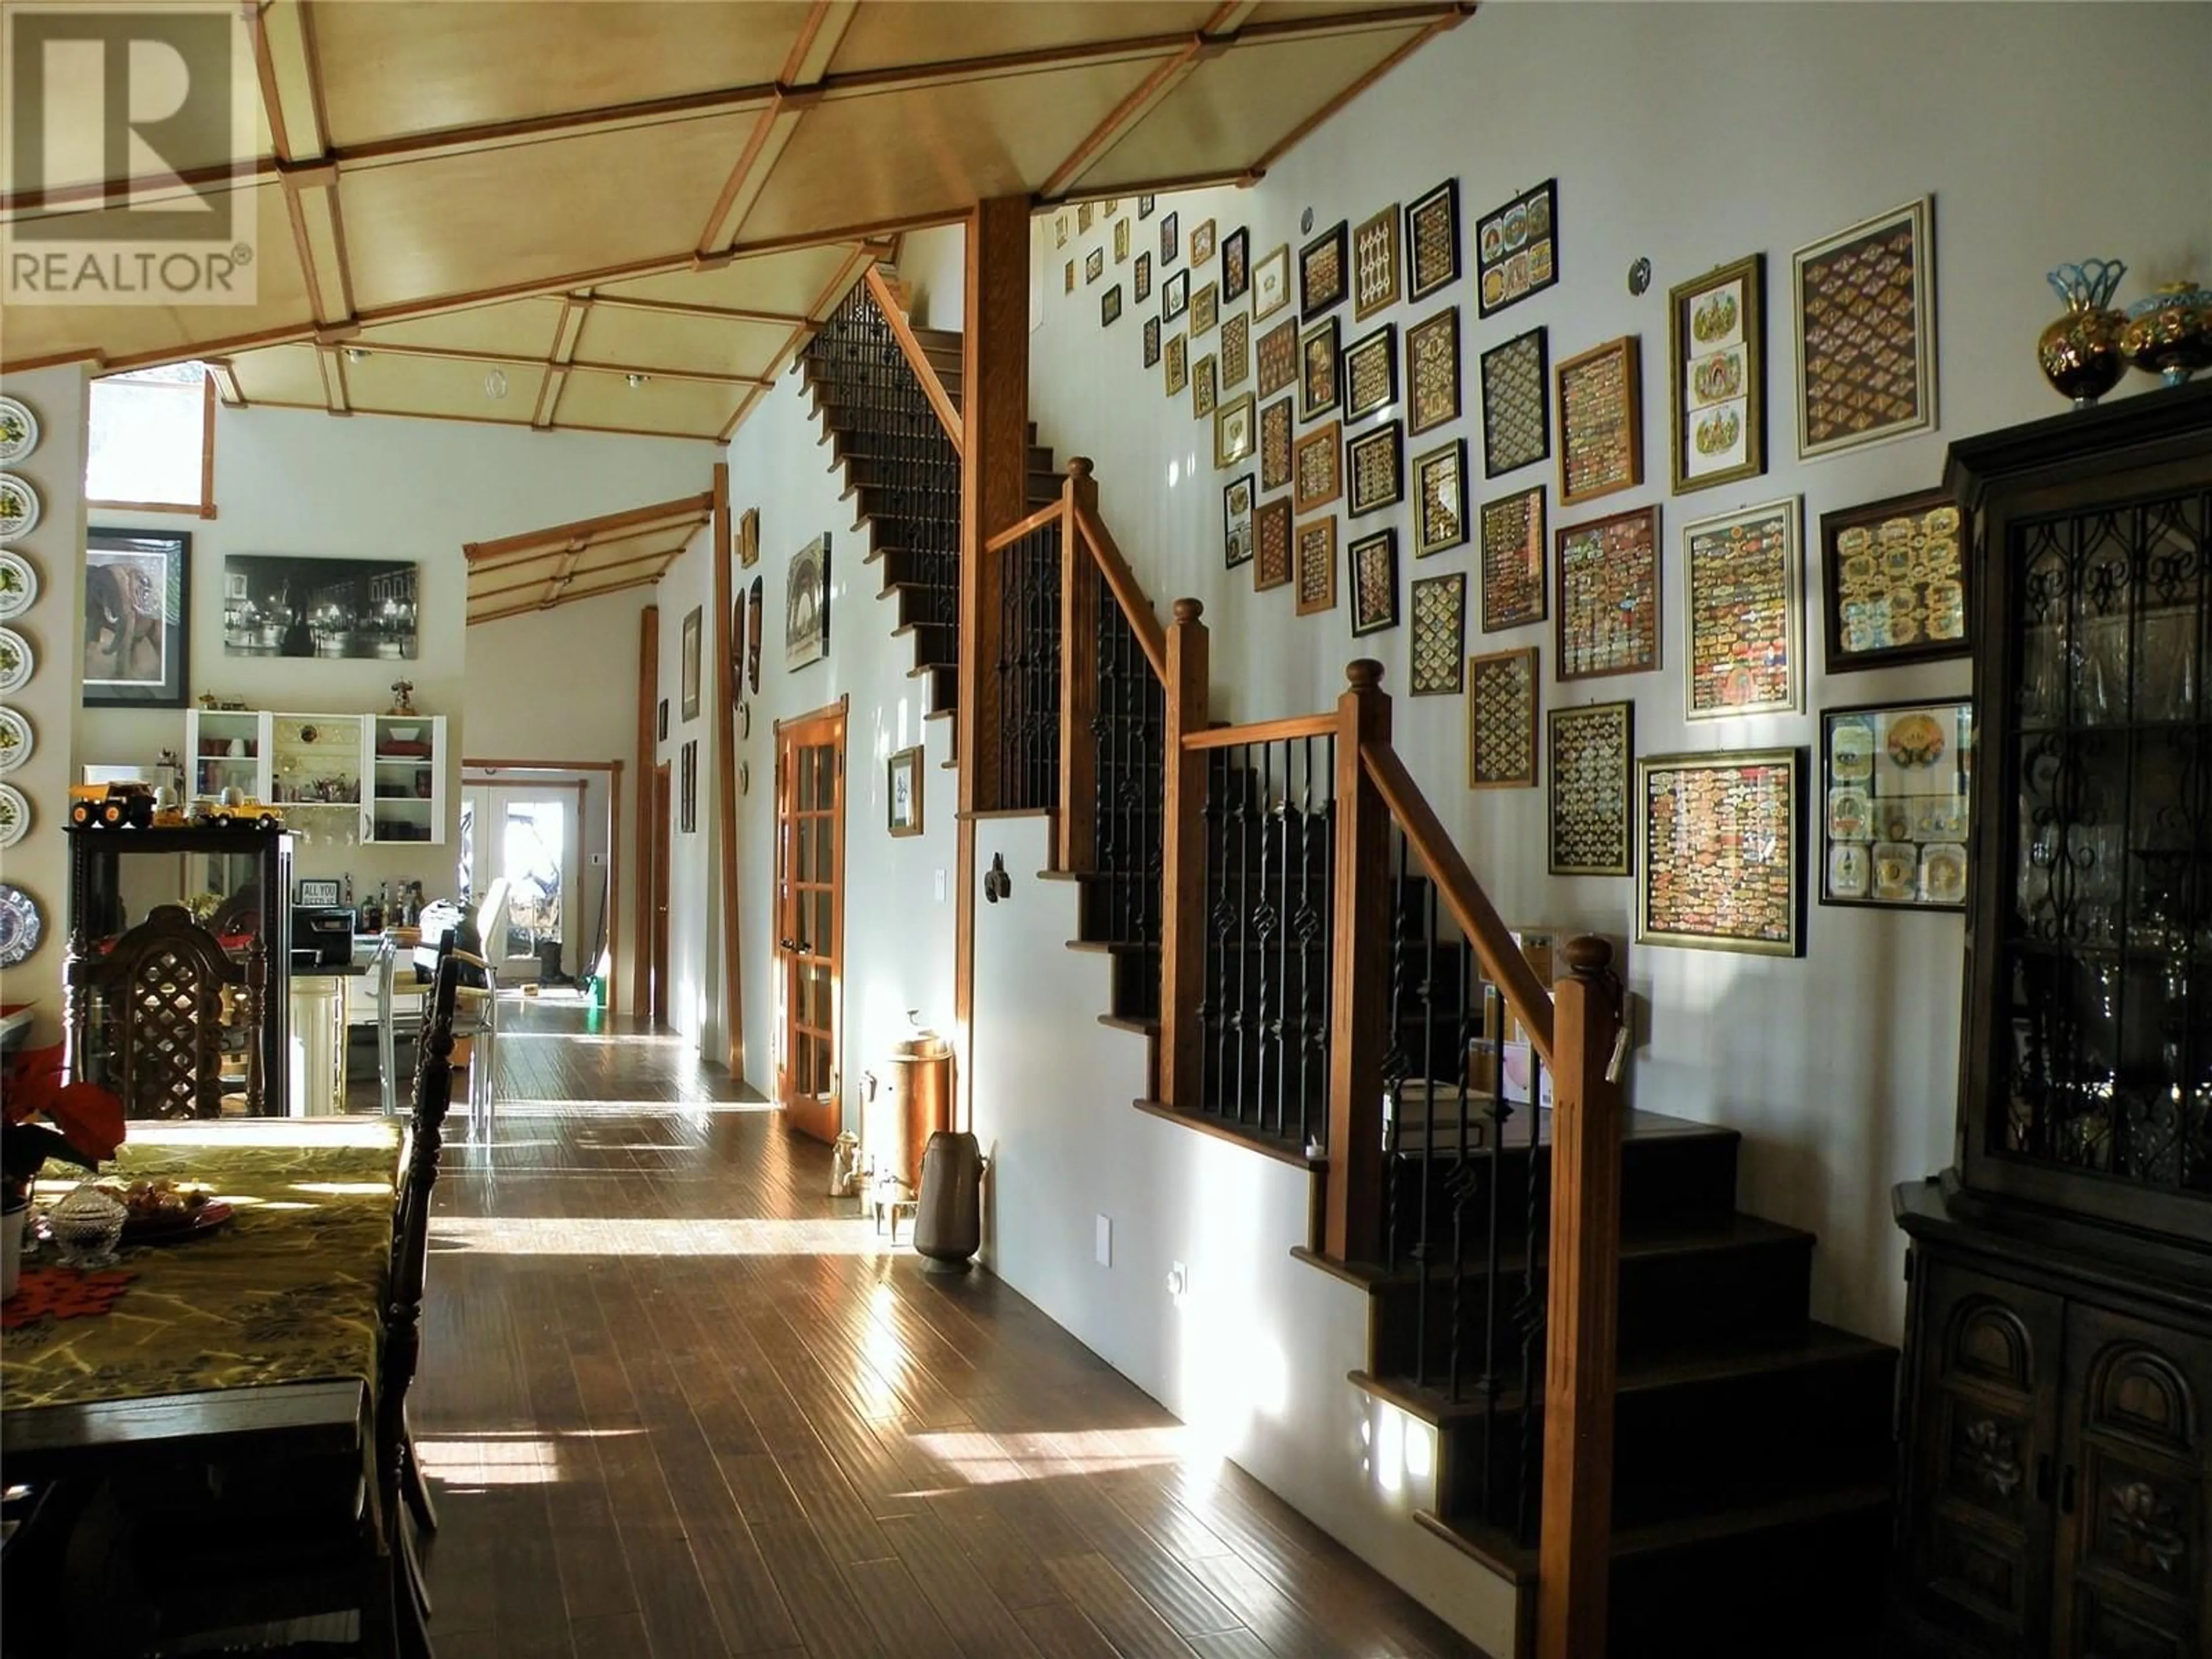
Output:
(2121, 282), (2212, 387)
(2037, 260), (2128, 408)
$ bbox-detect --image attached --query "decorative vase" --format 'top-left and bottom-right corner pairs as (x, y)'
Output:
(2120, 282), (2212, 387)
(912, 1130), (983, 1273)
(2037, 260), (2128, 408)
(2, 1198), (26, 1300)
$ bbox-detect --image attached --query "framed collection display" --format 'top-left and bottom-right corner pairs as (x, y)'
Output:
(1343, 324), (1397, 421)
(1556, 334), (1643, 506)
(1064, 261), (1075, 294)
(1548, 701), (1634, 876)
(1480, 327), (1550, 478)
(1164, 268), (1190, 320)
(1636, 748), (1804, 956)
(1252, 244), (1291, 319)
(1254, 498), (1292, 590)
(1224, 227), (1250, 301)
(1223, 474), (1255, 570)
(1793, 196), (1937, 459)
(1408, 572), (1467, 696)
(1192, 218), (1217, 266)
(83, 528), (191, 709)
(1161, 211), (1179, 264)
(1353, 204), (1400, 320)
(1139, 195), (1155, 219)
(739, 506), (759, 569)
(887, 745), (923, 836)
(1079, 201), (1094, 234)
(1668, 253), (1766, 493)
(1300, 220), (1349, 316)
(1348, 528), (1399, 635)
(1165, 332), (1188, 396)
(1221, 310), (1250, 387)
(1412, 439), (1468, 559)
(1819, 489), (1968, 669)
(1101, 284), (1122, 327)
(1475, 177), (1558, 317)
(1135, 252), (1152, 303)
(1406, 307), (1460, 434)
(1260, 398), (1293, 491)
(1194, 353), (1218, 418)
(1295, 517), (1338, 616)
(1299, 317), (1341, 418)
(1114, 218), (1130, 264)
(1556, 505), (1660, 681)
(1293, 422), (1342, 512)
(1478, 484), (1546, 632)
(1346, 420), (1404, 517)
(1214, 392), (1255, 469)
(1257, 319), (1298, 397)
(1193, 281), (1218, 338)
(1468, 647), (1540, 789)
(1143, 316), (1161, 369)
(1684, 497), (1802, 720)
(1819, 699), (1971, 909)
(1086, 248), (1104, 285)
(1406, 178), (1460, 302)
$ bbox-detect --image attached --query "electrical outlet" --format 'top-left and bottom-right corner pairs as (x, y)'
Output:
(934, 868), (947, 903)
(1166, 1262), (1188, 1304)
(1094, 1214), (1112, 1267)
(589, 852), (604, 866)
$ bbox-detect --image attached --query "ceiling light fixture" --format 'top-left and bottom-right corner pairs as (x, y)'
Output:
(626, 373), (647, 390)
(344, 347), (367, 363)
(484, 369), (509, 400)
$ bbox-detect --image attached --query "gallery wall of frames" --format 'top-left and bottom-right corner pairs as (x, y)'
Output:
(1026, 0), (2210, 1340)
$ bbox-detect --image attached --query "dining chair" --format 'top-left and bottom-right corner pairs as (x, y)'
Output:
(373, 935), (430, 1118)
(449, 950), (499, 1142)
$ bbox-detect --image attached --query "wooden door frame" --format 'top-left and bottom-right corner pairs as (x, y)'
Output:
(459, 771), (594, 980)
(650, 761), (672, 1027)
(774, 696), (847, 1138)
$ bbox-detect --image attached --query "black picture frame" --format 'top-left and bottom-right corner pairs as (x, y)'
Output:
(1163, 268), (1190, 321)
(1474, 177), (1559, 319)
(1222, 226), (1251, 302)
(1161, 210), (1180, 266)
(1300, 219), (1349, 316)
(1101, 284), (1123, 327)
(681, 605), (703, 721)
(1479, 326), (1551, 479)
(1223, 474), (1255, 570)
(1143, 316), (1161, 369)
(1342, 323), (1398, 423)
(1405, 177), (1461, 302)
(1347, 528), (1400, 637)
(1817, 699), (1974, 911)
(84, 527), (191, 709)
(1819, 488), (1970, 672)
(657, 698), (669, 742)
(1346, 420), (1404, 518)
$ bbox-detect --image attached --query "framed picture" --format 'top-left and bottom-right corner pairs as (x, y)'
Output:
(1221, 310), (1250, 387)
(1295, 517), (1338, 616)
(1409, 571), (1467, 696)
(1684, 497), (1802, 721)
(1343, 323), (1397, 422)
(84, 528), (191, 707)
(888, 744), (923, 837)
(298, 878), (342, 908)
(1193, 281), (1218, 338)
(1164, 268), (1189, 320)
(1214, 392), (1255, 469)
(1165, 334), (1190, 398)
(1079, 201), (1094, 234)
(1223, 228), (1250, 301)
(1669, 253), (1766, 493)
(1467, 646), (1539, 789)
(1300, 220), (1349, 316)
(1139, 195), (1155, 219)
(1819, 699), (1973, 910)
(1556, 505), (1660, 681)
(1793, 197), (1937, 459)
(681, 605), (703, 719)
(1055, 213), (1069, 248)
(1260, 397), (1294, 491)
(1299, 317), (1341, 419)
(1257, 319), (1297, 397)
(1224, 474), (1256, 569)
(657, 697), (668, 742)
(1192, 218), (1217, 266)
(679, 740), (696, 834)
(746, 575), (763, 694)
(1161, 211), (1180, 264)
(1252, 244), (1291, 319)
(1346, 420), (1403, 517)
(1114, 217), (1130, 264)
(1348, 528), (1399, 635)
(786, 533), (829, 671)
(1549, 701), (1634, 876)
(1086, 248), (1104, 285)
(1480, 327), (1550, 478)
(220, 552), (415, 663)
(1475, 177), (1558, 317)
(1135, 252), (1153, 304)
(1194, 353), (1218, 419)
(1255, 498), (1293, 591)
(1478, 483), (1546, 631)
(1143, 316), (1161, 369)
(1101, 284), (1123, 327)
(1556, 334), (1643, 506)
(1064, 260), (1075, 295)
(1293, 422), (1342, 512)
(1412, 438), (1468, 559)
(1406, 177), (1460, 302)
(1637, 748), (1805, 956)
(1820, 489), (1968, 671)
(1353, 204), (1401, 320)
(739, 506), (760, 569)
(1406, 307), (1460, 435)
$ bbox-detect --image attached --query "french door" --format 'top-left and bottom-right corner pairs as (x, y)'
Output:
(460, 783), (580, 980)
(775, 705), (844, 1142)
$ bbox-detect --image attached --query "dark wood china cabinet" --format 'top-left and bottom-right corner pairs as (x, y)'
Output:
(1892, 381), (2212, 1659)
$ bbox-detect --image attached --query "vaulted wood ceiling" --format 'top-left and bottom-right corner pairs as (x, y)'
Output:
(2, 1), (1471, 441)
(464, 493), (717, 624)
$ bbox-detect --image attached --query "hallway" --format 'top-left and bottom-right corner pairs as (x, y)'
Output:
(415, 1001), (1485, 1658)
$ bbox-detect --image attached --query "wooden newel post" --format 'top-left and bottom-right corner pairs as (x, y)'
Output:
(1157, 598), (1209, 1112)
(1059, 459), (1100, 874)
(1537, 933), (1625, 1659)
(1325, 658), (1391, 1261)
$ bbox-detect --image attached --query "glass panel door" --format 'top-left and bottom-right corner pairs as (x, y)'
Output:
(775, 711), (843, 1142)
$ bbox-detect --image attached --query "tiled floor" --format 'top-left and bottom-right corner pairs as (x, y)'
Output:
(413, 997), (1487, 1658)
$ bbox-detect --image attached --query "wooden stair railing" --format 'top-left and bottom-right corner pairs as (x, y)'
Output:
(863, 264), (961, 457)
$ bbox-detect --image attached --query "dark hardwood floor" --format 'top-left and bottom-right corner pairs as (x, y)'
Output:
(414, 997), (1487, 1659)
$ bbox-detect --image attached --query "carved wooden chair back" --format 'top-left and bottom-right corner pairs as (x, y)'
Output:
(71, 903), (248, 1119)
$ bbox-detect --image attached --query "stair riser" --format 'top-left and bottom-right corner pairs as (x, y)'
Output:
(878, 547), (958, 595)
(1608, 1502), (1890, 1659)
(1382, 1132), (1744, 1253)
(1110, 948), (1161, 1023)
(1073, 877), (1159, 950)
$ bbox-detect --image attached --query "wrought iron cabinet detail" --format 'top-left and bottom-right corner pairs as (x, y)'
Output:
(1893, 383), (2212, 1659)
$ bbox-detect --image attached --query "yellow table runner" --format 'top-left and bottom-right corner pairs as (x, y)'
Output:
(1, 1119), (399, 1411)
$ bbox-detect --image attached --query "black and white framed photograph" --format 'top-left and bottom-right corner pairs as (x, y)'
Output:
(787, 533), (830, 671)
(221, 552), (416, 661)
(85, 527), (190, 707)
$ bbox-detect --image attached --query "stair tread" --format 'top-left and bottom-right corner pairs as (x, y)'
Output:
(1065, 939), (1158, 957)
(1297, 1207), (1813, 1293)
(1097, 1014), (1160, 1037)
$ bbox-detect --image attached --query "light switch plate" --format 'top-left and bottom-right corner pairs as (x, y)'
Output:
(1094, 1214), (1112, 1267)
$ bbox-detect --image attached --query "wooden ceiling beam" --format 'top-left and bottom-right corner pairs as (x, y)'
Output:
(588, 294), (810, 327)
(468, 521), (706, 576)
(314, 342), (351, 416)
(469, 545), (690, 603)
(1041, 2), (1258, 198)
(334, 337), (766, 389)
(204, 359), (246, 407)
(468, 569), (668, 626)
(696, 0), (861, 256)
(464, 493), (715, 562)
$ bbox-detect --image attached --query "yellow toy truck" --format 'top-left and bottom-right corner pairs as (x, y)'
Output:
(67, 782), (157, 829)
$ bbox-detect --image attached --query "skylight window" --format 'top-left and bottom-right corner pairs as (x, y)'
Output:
(85, 362), (217, 517)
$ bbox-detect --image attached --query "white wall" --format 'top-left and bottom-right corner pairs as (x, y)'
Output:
(650, 529), (724, 1052)
(897, 222), (967, 334)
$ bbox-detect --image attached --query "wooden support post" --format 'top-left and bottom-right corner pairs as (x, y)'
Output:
(955, 196), (1030, 1127)
(1157, 599), (1210, 1113)
(1058, 458), (1100, 875)
(1537, 934), (1625, 1659)
(631, 603), (660, 1018)
(1325, 658), (1392, 1260)
(711, 463), (744, 1074)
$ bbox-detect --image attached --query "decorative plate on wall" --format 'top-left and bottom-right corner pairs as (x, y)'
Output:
(0, 707), (29, 774)
(0, 883), (42, 968)
(0, 782), (26, 848)
(0, 627), (31, 695)
(0, 397), (37, 465)
(0, 552), (36, 622)
(0, 474), (39, 543)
